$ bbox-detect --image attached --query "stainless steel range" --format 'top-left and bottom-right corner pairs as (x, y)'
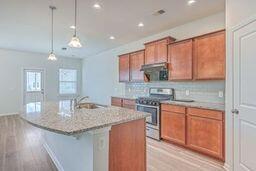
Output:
(136, 88), (174, 140)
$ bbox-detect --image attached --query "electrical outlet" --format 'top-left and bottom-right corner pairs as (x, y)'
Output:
(185, 90), (190, 96)
(218, 91), (224, 98)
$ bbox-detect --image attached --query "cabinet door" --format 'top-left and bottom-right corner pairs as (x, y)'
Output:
(194, 31), (225, 80)
(123, 99), (136, 109)
(161, 111), (186, 145)
(130, 50), (145, 82)
(156, 39), (169, 63)
(168, 40), (193, 80)
(145, 43), (156, 65)
(187, 114), (224, 160)
(111, 97), (123, 107)
(119, 54), (130, 82)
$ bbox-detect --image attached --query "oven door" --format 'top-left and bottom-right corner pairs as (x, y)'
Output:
(136, 104), (159, 129)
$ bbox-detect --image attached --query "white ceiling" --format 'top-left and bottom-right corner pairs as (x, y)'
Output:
(0, 0), (225, 58)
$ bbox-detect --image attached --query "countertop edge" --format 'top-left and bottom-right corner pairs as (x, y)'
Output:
(20, 114), (149, 136)
(160, 101), (225, 112)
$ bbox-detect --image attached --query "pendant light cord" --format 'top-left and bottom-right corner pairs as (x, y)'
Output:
(74, 0), (77, 37)
(51, 7), (54, 53)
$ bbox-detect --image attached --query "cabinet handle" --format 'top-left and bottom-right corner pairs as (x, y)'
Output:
(231, 109), (239, 115)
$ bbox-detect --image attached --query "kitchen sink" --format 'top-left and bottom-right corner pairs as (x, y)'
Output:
(77, 103), (106, 109)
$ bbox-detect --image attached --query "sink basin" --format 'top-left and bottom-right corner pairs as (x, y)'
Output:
(77, 103), (98, 109)
(77, 103), (106, 109)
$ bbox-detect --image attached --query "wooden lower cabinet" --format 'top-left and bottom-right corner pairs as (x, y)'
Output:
(123, 99), (136, 109)
(187, 108), (224, 160)
(111, 97), (123, 107)
(161, 111), (186, 145)
(161, 104), (224, 161)
(109, 119), (146, 171)
(111, 97), (136, 109)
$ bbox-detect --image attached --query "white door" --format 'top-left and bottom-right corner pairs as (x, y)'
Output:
(233, 18), (256, 171)
(23, 69), (44, 104)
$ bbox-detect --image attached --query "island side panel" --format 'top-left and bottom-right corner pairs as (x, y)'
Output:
(109, 119), (146, 171)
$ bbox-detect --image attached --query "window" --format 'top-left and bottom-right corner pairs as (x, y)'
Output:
(59, 69), (77, 95)
(26, 71), (41, 91)
(26, 102), (41, 113)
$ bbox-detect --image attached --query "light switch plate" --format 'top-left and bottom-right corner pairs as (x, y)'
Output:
(218, 91), (224, 98)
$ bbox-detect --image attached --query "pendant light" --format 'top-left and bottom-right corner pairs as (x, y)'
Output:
(68, 0), (82, 48)
(48, 6), (57, 61)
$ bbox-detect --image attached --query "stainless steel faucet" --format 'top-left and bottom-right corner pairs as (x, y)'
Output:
(73, 96), (89, 108)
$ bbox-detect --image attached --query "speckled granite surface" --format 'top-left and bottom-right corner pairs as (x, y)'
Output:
(161, 100), (225, 111)
(19, 101), (150, 136)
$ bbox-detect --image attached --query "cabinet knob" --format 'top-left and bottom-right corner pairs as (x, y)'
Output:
(231, 109), (239, 115)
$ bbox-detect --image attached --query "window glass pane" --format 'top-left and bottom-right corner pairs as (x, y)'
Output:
(26, 102), (41, 113)
(59, 82), (76, 94)
(59, 69), (77, 95)
(26, 72), (41, 92)
(27, 72), (35, 91)
(59, 69), (77, 82)
(35, 72), (41, 91)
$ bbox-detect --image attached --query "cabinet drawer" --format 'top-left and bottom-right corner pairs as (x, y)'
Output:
(123, 99), (136, 106)
(187, 108), (223, 120)
(161, 104), (186, 114)
(111, 97), (123, 107)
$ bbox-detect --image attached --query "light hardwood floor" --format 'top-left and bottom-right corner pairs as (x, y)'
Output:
(0, 115), (57, 171)
(0, 115), (225, 171)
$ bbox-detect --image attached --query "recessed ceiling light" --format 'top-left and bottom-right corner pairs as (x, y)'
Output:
(70, 25), (76, 29)
(187, 0), (196, 5)
(93, 3), (101, 9)
(109, 36), (115, 40)
(138, 22), (144, 27)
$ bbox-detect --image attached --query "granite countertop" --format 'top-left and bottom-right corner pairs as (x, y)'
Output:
(161, 100), (225, 111)
(19, 101), (150, 136)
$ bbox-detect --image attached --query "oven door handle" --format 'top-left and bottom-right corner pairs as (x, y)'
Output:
(136, 104), (160, 110)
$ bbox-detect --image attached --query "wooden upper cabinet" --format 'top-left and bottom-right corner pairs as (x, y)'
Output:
(144, 43), (156, 65)
(130, 50), (145, 82)
(155, 39), (169, 63)
(168, 39), (193, 80)
(194, 31), (226, 80)
(145, 37), (175, 65)
(119, 54), (130, 82)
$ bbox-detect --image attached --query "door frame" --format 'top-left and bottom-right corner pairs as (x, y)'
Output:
(22, 68), (46, 105)
(226, 14), (256, 171)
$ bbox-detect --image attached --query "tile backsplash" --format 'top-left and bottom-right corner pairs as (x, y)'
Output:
(125, 81), (225, 103)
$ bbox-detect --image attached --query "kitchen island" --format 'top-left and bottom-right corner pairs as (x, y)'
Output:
(20, 101), (150, 171)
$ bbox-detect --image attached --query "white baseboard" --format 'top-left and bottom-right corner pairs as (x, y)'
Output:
(0, 113), (18, 117)
(43, 142), (64, 171)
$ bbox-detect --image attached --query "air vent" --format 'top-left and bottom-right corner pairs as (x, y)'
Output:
(153, 9), (166, 16)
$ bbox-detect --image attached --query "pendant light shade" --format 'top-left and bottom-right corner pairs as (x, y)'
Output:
(69, 0), (82, 48)
(48, 52), (57, 61)
(48, 6), (57, 61)
(68, 36), (82, 48)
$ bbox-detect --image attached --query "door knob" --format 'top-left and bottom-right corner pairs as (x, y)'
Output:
(231, 109), (239, 115)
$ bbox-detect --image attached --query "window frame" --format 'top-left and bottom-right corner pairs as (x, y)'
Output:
(58, 68), (78, 96)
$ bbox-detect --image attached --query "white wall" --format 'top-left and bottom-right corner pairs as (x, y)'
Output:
(225, 0), (256, 170)
(0, 48), (82, 115)
(82, 12), (225, 105)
